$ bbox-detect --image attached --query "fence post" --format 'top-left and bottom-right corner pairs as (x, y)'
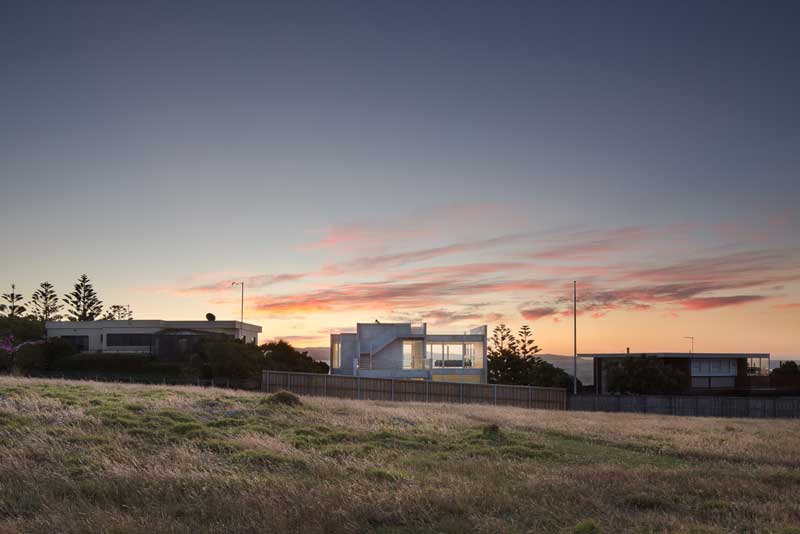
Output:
(460, 383), (464, 404)
(425, 381), (429, 403)
(323, 374), (328, 398)
(528, 387), (532, 409)
(356, 377), (360, 400)
(391, 379), (395, 401)
(287, 373), (291, 393)
(493, 385), (497, 405)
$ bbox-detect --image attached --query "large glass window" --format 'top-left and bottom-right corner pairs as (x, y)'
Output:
(465, 341), (483, 369)
(331, 340), (341, 369)
(403, 340), (423, 369)
(106, 333), (153, 347)
(428, 343), (444, 368)
(443, 344), (463, 368)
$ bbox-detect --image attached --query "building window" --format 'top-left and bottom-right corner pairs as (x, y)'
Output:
(403, 340), (423, 369)
(465, 342), (483, 369)
(442, 344), (463, 368)
(106, 333), (153, 347)
(331, 340), (341, 369)
(428, 343), (444, 368)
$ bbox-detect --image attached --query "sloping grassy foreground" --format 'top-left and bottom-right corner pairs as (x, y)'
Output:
(1, 378), (799, 533)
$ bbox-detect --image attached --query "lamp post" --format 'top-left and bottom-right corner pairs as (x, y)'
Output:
(232, 282), (244, 338)
(684, 336), (694, 354)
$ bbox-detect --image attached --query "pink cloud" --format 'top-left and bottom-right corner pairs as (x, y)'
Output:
(177, 273), (306, 295)
(520, 307), (558, 321)
(679, 295), (768, 310)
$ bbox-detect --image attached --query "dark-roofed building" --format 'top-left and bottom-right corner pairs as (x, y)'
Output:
(583, 352), (770, 395)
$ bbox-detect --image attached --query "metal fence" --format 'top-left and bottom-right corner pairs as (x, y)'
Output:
(261, 371), (567, 410)
(25, 372), (260, 390)
(569, 394), (800, 419)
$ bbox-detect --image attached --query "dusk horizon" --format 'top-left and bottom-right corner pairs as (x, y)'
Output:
(2, 1), (798, 358)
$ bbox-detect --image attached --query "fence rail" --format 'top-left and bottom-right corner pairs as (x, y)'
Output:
(569, 394), (800, 419)
(261, 371), (567, 410)
(24, 372), (260, 390)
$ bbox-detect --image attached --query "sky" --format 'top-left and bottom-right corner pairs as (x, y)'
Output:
(1, 1), (798, 356)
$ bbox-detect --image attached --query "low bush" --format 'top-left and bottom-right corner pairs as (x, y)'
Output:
(49, 353), (184, 376)
(263, 390), (302, 407)
(13, 343), (49, 373)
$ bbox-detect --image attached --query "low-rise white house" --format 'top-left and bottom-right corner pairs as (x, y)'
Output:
(330, 323), (488, 383)
(46, 320), (262, 358)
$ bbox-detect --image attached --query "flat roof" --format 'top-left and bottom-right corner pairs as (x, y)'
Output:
(46, 320), (262, 332)
(580, 352), (769, 359)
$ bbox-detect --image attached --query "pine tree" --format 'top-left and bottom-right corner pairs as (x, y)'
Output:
(102, 305), (133, 320)
(489, 323), (517, 353)
(0, 284), (26, 318)
(29, 282), (63, 322)
(63, 274), (103, 321)
(517, 325), (541, 357)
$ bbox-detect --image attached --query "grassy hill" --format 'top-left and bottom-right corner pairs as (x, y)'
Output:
(1, 378), (799, 533)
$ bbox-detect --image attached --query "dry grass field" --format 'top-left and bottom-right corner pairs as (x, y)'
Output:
(1, 377), (799, 533)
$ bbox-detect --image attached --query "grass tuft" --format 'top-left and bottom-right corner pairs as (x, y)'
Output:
(263, 390), (302, 407)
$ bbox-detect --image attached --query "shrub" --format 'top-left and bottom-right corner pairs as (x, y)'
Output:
(49, 352), (183, 376)
(0, 316), (45, 342)
(605, 358), (688, 395)
(14, 343), (49, 373)
(261, 340), (329, 374)
(263, 390), (302, 407)
(196, 339), (265, 380)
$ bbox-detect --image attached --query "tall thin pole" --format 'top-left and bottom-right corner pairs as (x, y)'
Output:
(573, 280), (577, 395)
(232, 281), (245, 339)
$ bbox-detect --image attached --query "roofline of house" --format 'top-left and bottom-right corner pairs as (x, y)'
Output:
(580, 352), (769, 359)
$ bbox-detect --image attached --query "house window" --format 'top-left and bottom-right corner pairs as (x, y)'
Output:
(402, 340), (423, 369)
(442, 344), (463, 368)
(106, 333), (153, 347)
(331, 340), (341, 369)
(465, 342), (484, 369)
(428, 343), (444, 368)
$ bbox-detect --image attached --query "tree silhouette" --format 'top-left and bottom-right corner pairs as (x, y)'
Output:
(489, 323), (518, 353)
(29, 282), (63, 322)
(517, 325), (541, 357)
(63, 274), (103, 321)
(102, 305), (133, 320)
(0, 284), (26, 318)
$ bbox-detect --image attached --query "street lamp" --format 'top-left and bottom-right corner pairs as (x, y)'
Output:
(231, 282), (244, 334)
(684, 336), (694, 354)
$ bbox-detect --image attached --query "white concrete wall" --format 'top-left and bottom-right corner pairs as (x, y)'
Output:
(46, 320), (262, 352)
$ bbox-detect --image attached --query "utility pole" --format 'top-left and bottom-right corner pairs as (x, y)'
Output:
(232, 282), (244, 338)
(573, 280), (577, 395)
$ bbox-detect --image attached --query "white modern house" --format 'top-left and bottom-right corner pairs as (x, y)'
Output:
(330, 322), (488, 383)
(46, 320), (262, 359)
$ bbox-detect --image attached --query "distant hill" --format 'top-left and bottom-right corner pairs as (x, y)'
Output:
(537, 354), (594, 385)
(299, 347), (594, 384)
(298, 347), (330, 364)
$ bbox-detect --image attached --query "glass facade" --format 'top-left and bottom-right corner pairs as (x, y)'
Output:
(331, 339), (341, 369)
(427, 341), (484, 369)
(402, 340), (424, 369)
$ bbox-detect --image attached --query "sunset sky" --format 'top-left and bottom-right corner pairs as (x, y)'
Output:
(1, 1), (798, 356)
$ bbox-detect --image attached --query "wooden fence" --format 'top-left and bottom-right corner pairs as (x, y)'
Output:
(569, 394), (800, 419)
(261, 371), (567, 410)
